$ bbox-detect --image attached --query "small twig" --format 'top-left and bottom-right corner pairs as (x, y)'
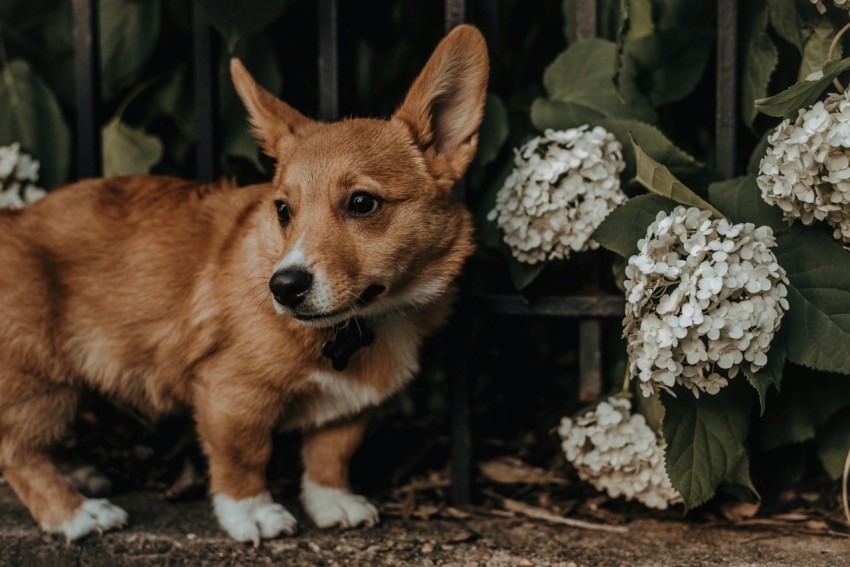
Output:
(484, 490), (627, 534)
(737, 518), (850, 539)
(392, 476), (451, 496)
(842, 446), (850, 525)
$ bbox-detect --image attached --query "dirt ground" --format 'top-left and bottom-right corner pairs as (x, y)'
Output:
(0, 487), (848, 567)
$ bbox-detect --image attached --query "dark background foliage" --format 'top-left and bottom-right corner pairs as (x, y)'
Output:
(2, 0), (848, 510)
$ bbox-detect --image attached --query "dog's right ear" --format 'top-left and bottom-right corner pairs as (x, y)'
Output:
(230, 58), (317, 157)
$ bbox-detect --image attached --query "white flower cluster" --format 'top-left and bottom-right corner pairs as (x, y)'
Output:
(487, 126), (627, 264)
(0, 143), (46, 209)
(559, 397), (680, 510)
(757, 91), (850, 246)
(811, 0), (850, 13)
(624, 206), (789, 398)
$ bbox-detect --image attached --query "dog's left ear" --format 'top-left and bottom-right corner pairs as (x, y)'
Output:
(231, 58), (318, 157)
(393, 25), (489, 189)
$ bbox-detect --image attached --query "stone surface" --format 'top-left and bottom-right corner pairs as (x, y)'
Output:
(0, 486), (848, 566)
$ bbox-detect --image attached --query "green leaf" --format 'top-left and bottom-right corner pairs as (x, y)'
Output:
(746, 131), (771, 176)
(146, 66), (191, 120)
(101, 117), (164, 177)
(27, 1), (76, 108)
(529, 99), (605, 131)
(742, 0), (779, 125)
(755, 58), (850, 117)
(218, 35), (282, 173)
(197, 0), (289, 51)
(816, 408), (850, 479)
(542, 38), (656, 122)
(636, 389), (665, 433)
(662, 386), (752, 510)
(620, 28), (714, 106)
(767, 0), (804, 52)
(99, 0), (161, 100)
(774, 229), (850, 374)
(631, 137), (724, 217)
(651, 0), (709, 30)
(797, 17), (836, 82)
(625, 0), (654, 41)
(760, 367), (850, 451)
(597, 118), (706, 192)
(721, 451), (760, 503)
(707, 175), (785, 231)
(509, 261), (546, 293)
(0, 0), (66, 22)
(743, 323), (787, 415)
(0, 59), (71, 188)
(591, 194), (677, 258)
(473, 95), (509, 168)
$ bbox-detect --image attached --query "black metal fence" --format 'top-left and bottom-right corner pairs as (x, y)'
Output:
(68, 0), (739, 505)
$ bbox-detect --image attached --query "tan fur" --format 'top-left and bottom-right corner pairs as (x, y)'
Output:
(0, 25), (487, 536)
(302, 414), (369, 490)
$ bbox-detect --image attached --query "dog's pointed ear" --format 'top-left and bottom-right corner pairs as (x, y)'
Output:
(230, 58), (317, 156)
(393, 25), (489, 189)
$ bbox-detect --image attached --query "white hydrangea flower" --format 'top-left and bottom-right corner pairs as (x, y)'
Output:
(0, 143), (46, 209)
(559, 397), (680, 510)
(757, 90), (850, 245)
(810, 0), (850, 12)
(624, 206), (789, 398)
(487, 126), (627, 264)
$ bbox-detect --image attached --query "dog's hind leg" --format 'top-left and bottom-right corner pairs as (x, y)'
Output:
(0, 376), (127, 540)
(300, 413), (379, 529)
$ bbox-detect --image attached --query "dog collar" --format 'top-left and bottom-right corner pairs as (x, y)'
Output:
(322, 318), (375, 371)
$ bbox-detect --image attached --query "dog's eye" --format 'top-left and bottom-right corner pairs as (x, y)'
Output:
(348, 192), (380, 216)
(275, 200), (291, 225)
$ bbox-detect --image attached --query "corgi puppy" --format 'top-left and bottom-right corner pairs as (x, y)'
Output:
(0, 25), (487, 542)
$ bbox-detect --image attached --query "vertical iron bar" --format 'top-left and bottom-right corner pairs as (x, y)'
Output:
(72, 0), (102, 179)
(445, 0), (466, 31)
(449, 320), (471, 505)
(716, 0), (738, 178)
(478, 0), (500, 91)
(318, 0), (339, 121)
(446, 0), (470, 506)
(579, 320), (602, 402)
(576, 0), (597, 40)
(193, 3), (219, 183)
(577, 0), (603, 403)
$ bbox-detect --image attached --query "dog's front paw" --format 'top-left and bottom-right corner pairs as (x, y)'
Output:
(46, 498), (128, 541)
(213, 492), (297, 543)
(301, 476), (379, 529)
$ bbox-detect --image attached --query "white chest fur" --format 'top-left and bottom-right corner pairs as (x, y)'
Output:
(281, 314), (421, 430)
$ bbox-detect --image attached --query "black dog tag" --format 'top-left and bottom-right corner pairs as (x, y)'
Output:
(322, 319), (375, 371)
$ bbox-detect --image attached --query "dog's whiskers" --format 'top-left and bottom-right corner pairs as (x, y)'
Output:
(237, 279), (273, 313)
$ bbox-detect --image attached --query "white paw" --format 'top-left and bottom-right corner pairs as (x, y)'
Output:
(46, 498), (128, 541)
(301, 475), (379, 529)
(213, 492), (297, 543)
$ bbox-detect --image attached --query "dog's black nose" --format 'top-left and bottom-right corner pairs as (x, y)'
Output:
(269, 268), (313, 308)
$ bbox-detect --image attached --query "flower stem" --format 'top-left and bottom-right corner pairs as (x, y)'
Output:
(828, 19), (850, 94)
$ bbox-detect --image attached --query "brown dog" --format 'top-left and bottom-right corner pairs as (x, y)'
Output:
(0, 25), (487, 542)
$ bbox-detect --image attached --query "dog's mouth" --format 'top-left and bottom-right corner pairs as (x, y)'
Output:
(293, 284), (386, 323)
